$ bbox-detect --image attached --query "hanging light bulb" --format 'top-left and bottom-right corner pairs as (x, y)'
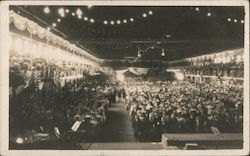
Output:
(76, 8), (83, 16)
(117, 20), (121, 24)
(241, 19), (244, 23)
(57, 18), (61, 22)
(130, 18), (134, 22)
(110, 21), (114, 25)
(65, 9), (70, 13)
(207, 12), (211, 16)
(58, 8), (65, 17)
(47, 27), (51, 31)
(149, 11), (153, 15)
(72, 12), (75, 16)
(43, 6), (50, 14)
(84, 17), (88, 21)
(161, 49), (165, 56)
(227, 18), (231, 22)
(87, 5), (93, 9)
(104, 20), (108, 25)
(90, 18), (95, 23)
(234, 19), (238, 23)
(123, 19), (127, 23)
(195, 7), (199, 11)
(78, 15), (82, 19)
(52, 22), (56, 27)
(143, 13), (147, 18)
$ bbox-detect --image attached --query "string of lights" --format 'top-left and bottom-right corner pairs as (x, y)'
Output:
(43, 6), (245, 31)
(194, 7), (244, 23)
(134, 7), (244, 58)
(43, 6), (155, 30)
(41, 6), (245, 58)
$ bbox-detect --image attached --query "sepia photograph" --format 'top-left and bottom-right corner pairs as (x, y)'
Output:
(0, 0), (249, 156)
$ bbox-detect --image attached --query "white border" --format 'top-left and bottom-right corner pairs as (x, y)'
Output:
(1, 1), (249, 156)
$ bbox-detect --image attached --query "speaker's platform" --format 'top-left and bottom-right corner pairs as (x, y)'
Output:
(161, 133), (243, 149)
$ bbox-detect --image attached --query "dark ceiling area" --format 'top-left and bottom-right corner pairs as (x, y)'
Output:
(10, 6), (245, 61)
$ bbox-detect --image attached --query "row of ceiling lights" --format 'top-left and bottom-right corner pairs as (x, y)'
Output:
(135, 7), (244, 59)
(41, 6), (244, 58)
(44, 6), (244, 31)
(43, 6), (154, 30)
(194, 7), (244, 24)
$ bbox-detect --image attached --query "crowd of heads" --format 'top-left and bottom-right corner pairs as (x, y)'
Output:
(9, 72), (117, 142)
(172, 62), (244, 78)
(9, 59), (244, 143)
(126, 80), (243, 142)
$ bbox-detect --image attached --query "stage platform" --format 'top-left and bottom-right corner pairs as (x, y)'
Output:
(162, 133), (243, 149)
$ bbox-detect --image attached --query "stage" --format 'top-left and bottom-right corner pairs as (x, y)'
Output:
(162, 133), (243, 149)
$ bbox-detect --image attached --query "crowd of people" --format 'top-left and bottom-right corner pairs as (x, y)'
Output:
(9, 57), (244, 144)
(171, 62), (244, 78)
(9, 65), (117, 143)
(126, 80), (243, 142)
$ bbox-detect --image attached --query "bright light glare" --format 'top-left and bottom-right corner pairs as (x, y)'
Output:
(161, 51), (165, 56)
(90, 19), (95, 23)
(87, 5), (93, 9)
(16, 137), (24, 144)
(117, 74), (125, 81)
(236, 55), (242, 63)
(52, 23), (56, 27)
(43, 6), (50, 14)
(76, 8), (83, 16)
(58, 8), (65, 17)
(175, 72), (185, 81)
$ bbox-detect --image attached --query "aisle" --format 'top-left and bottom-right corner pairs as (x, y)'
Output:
(96, 101), (136, 142)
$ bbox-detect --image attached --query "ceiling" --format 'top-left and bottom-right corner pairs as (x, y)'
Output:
(10, 6), (245, 61)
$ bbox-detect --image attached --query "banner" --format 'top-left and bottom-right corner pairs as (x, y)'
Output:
(115, 67), (149, 76)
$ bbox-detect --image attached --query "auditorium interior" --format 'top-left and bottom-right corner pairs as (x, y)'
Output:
(8, 5), (245, 150)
